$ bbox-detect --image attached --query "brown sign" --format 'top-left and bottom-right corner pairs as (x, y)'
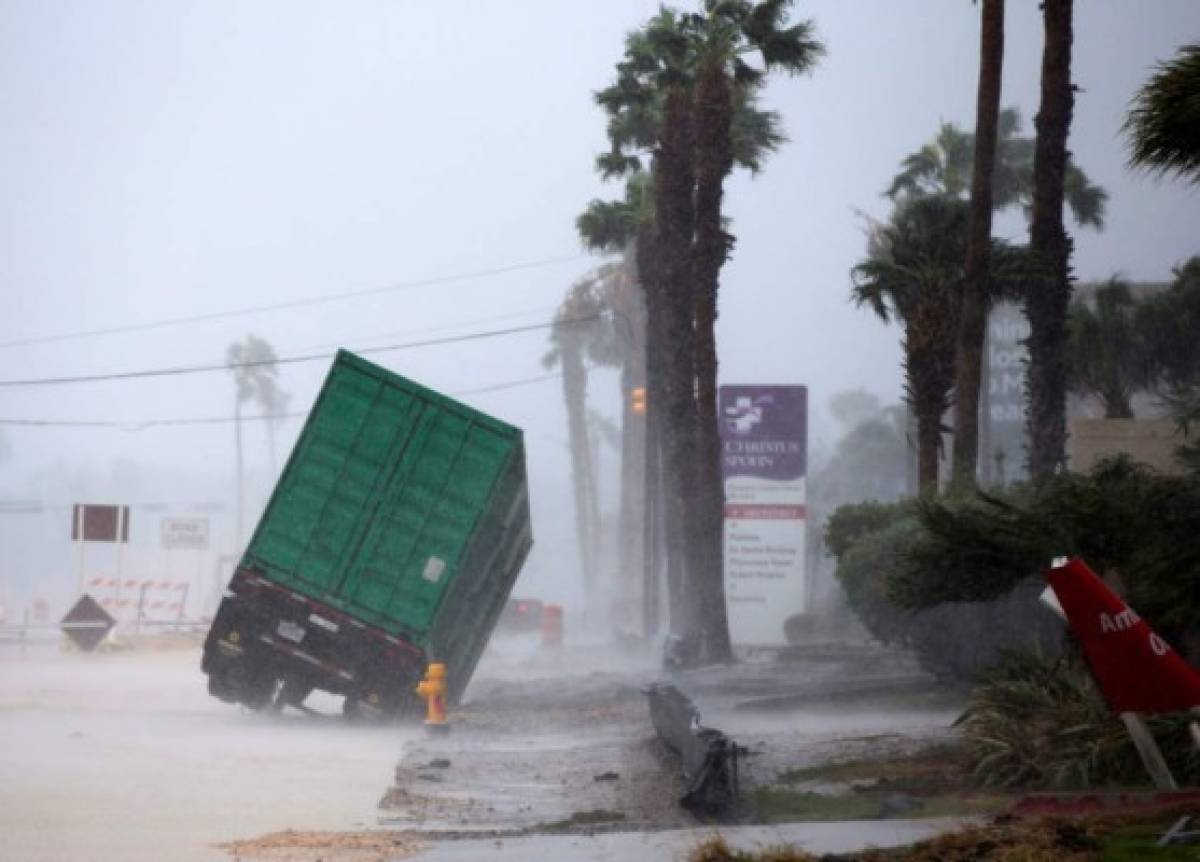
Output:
(60, 595), (116, 652)
(71, 504), (130, 543)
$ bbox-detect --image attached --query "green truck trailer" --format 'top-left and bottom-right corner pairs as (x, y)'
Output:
(201, 350), (532, 719)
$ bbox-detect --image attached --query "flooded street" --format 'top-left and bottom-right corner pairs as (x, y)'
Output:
(0, 642), (412, 862)
(0, 635), (971, 861)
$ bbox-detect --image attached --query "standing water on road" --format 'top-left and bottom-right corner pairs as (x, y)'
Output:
(0, 643), (414, 862)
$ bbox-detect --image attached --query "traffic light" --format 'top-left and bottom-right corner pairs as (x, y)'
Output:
(631, 386), (646, 415)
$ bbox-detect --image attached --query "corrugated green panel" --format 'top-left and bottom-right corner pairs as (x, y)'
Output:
(239, 350), (528, 642)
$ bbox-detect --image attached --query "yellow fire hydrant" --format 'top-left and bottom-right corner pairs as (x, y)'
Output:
(415, 662), (448, 730)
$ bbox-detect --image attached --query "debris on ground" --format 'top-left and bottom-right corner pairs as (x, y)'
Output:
(219, 829), (422, 861)
(646, 682), (741, 820)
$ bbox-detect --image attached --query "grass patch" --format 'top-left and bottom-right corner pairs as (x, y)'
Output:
(1101, 824), (1200, 861)
(752, 788), (880, 821)
(751, 786), (1008, 823)
(777, 742), (970, 791)
(536, 809), (626, 833)
(688, 835), (819, 861)
(698, 805), (1200, 860)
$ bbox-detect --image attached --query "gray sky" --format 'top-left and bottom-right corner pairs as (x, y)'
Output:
(1, 1), (1197, 604)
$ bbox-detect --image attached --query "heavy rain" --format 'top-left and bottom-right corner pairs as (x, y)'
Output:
(2, 2), (1199, 860)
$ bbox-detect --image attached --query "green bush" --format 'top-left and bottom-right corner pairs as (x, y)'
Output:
(887, 457), (1200, 658)
(959, 649), (1200, 788)
(829, 504), (1061, 684)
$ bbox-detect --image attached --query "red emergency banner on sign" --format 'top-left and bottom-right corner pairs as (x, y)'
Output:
(1047, 558), (1200, 714)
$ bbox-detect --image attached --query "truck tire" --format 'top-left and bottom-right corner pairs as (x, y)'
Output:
(207, 672), (238, 704)
(227, 665), (277, 711)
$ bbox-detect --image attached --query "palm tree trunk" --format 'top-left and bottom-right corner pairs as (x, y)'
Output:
(916, 407), (942, 493)
(655, 85), (702, 641)
(692, 58), (734, 661)
(952, 0), (1005, 489)
(562, 342), (598, 597)
(638, 223), (674, 636)
(1026, 0), (1075, 481)
(616, 277), (645, 635)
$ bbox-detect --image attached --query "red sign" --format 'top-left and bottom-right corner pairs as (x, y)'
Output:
(1047, 558), (1200, 713)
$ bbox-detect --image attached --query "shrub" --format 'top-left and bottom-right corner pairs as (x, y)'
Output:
(830, 507), (1061, 684)
(959, 649), (1200, 788)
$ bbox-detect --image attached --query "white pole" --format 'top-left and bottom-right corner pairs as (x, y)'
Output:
(75, 505), (86, 597)
(1120, 712), (1178, 790)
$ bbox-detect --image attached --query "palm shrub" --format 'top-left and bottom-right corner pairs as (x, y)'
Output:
(887, 457), (1200, 661)
(960, 649), (1200, 788)
(827, 502), (1061, 684)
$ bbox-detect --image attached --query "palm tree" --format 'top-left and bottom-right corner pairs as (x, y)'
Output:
(1125, 43), (1200, 185)
(1067, 279), (1148, 419)
(226, 334), (288, 549)
(542, 271), (621, 601)
(952, 0), (1004, 490)
(588, 2), (822, 662)
(888, 103), (1105, 486)
(852, 197), (1034, 493)
(886, 108), (1106, 228)
(854, 198), (970, 493)
(579, 176), (676, 636)
(1025, 0), (1076, 481)
(688, 1), (822, 659)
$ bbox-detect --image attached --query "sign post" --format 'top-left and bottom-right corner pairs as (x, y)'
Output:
(71, 504), (131, 597)
(719, 385), (807, 645)
(1044, 558), (1200, 790)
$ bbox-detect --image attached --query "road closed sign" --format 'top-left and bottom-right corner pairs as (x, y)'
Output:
(720, 385), (807, 646)
(160, 517), (210, 550)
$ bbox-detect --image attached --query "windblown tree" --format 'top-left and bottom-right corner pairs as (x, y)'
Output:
(582, 1), (822, 660)
(1138, 257), (1200, 468)
(1066, 279), (1149, 419)
(886, 108), (1106, 226)
(1125, 43), (1200, 186)
(578, 175), (675, 635)
(226, 334), (289, 549)
(542, 269), (622, 600)
(887, 102), (1105, 485)
(852, 197), (1033, 493)
(1025, 0), (1078, 480)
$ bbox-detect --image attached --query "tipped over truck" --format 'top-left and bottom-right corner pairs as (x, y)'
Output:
(202, 350), (532, 719)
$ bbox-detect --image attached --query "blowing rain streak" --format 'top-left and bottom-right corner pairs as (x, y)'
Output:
(3, 2), (1200, 860)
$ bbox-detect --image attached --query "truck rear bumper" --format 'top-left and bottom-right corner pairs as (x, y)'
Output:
(202, 568), (426, 716)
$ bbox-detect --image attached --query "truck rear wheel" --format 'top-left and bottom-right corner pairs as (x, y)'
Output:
(207, 672), (238, 704)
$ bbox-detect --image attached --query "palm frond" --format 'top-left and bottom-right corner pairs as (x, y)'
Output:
(1125, 43), (1200, 185)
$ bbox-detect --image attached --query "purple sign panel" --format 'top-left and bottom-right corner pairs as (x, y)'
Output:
(720, 386), (808, 482)
(719, 385), (808, 645)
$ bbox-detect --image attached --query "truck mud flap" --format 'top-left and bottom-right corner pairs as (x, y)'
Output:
(644, 683), (739, 820)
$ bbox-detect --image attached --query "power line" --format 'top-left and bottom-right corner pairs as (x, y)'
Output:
(0, 373), (564, 430)
(0, 253), (591, 351)
(0, 314), (602, 389)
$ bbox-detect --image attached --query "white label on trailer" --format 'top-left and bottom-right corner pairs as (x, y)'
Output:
(422, 556), (446, 583)
(276, 619), (306, 643)
(308, 613), (339, 633)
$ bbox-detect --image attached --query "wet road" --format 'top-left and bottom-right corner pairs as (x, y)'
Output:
(0, 643), (412, 862)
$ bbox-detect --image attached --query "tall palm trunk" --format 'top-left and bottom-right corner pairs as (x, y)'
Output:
(636, 225), (672, 636)
(562, 341), (599, 596)
(655, 86), (701, 639)
(909, 302), (959, 495)
(1026, 0), (1075, 481)
(952, 0), (1005, 488)
(615, 254), (648, 634)
(691, 57), (734, 661)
